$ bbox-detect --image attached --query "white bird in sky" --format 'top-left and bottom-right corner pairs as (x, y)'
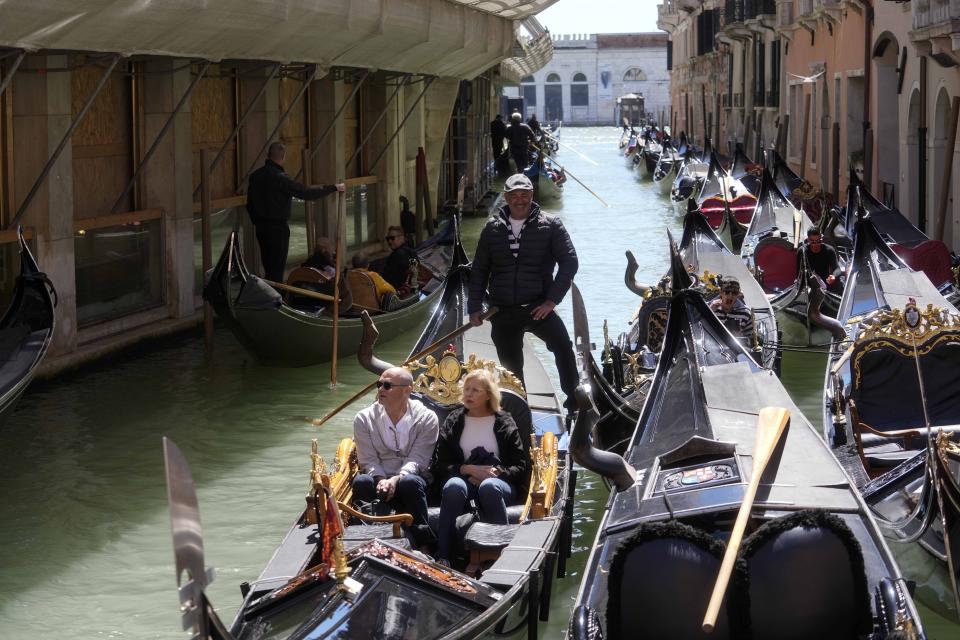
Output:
(787, 70), (826, 84)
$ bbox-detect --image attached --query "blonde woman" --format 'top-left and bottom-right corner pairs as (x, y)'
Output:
(432, 369), (529, 565)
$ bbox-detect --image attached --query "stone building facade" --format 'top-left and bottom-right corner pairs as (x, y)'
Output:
(509, 32), (670, 125)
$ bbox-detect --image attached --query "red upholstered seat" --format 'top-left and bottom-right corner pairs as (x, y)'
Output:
(728, 195), (757, 225)
(700, 197), (726, 230)
(755, 239), (799, 293)
(891, 240), (953, 288)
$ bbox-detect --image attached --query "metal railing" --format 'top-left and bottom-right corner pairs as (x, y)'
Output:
(745, 0), (776, 19)
(725, 0), (745, 24)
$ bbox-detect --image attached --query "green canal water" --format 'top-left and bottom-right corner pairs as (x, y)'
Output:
(0, 127), (956, 638)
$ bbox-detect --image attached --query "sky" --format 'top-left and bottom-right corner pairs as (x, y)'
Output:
(535, 0), (660, 35)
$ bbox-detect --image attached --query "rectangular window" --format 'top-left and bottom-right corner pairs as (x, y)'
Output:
(667, 41), (673, 71)
(571, 84), (588, 107)
(755, 39), (766, 107)
(768, 40), (781, 107)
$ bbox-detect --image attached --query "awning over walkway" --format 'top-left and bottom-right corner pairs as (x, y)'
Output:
(500, 17), (555, 84)
(0, 0), (558, 79)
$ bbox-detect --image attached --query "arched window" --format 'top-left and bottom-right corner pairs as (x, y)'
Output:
(546, 73), (562, 83)
(521, 75), (537, 107)
(571, 73), (589, 107)
(623, 68), (646, 82)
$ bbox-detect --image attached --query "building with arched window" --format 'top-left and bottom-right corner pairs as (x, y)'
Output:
(503, 33), (669, 125)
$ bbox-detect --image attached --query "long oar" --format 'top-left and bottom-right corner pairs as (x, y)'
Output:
(542, 132), (599, 166)
(539, 152), (609, 208)
(309, 307), (498, 427)
(702, 406), (790, 633)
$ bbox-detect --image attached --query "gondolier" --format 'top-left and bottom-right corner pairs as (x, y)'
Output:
(797, 227), (841, 293)
(468, 173), (579, 412)
(246, 141), (345, 282)
(505, 113), (536, 172)
(708, 276), (755, 339)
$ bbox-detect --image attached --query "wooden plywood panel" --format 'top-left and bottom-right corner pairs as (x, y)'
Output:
(71, 56), (132, 217)
(191, 67), (236, 200)
(280, 76), (308, 180)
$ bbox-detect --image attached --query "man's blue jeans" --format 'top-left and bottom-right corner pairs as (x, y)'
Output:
(436, 476), (514, 560)
(351, 473), (429, 527)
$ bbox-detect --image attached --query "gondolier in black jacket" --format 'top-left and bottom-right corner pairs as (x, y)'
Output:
(246, 141), (345, 282)
(505, 113), (536, 172)
(468, 173), (580, 412)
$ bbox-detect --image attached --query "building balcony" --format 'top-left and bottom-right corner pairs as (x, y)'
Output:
(723, 0), (753, 38)
(910, 2), (960, 60)
(813, 0), (842, 24)
(677, 0), (701, 12)
(745, 0), (776, 19)
(776, 0), (795, 30)
(658, 2), (681, 32)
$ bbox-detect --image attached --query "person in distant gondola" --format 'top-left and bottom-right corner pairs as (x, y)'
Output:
(246, 141), (344, 283)
(797, 227), (842, 293)
(709, 277), (755, 339)
(527, 114), (543, 137)
(352, 367), (438, 536)
(381, 225), (419, 292)
(300, 238), (336, 280)
(505, 113), (536, 172)
(399, 196), (416, 244)
(349, 252), (397, 308)
(468, 173), (580, 413)
(431, 369), (529, 566)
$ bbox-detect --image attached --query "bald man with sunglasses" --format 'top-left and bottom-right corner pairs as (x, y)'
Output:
(352, 367), (438, 530)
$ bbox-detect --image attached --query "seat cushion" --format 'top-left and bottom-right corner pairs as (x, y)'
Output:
(463, 523), (520, 552)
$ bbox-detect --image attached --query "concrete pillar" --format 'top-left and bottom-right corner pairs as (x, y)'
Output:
(14, 54), (77, 354)
(141, 58), (195, 319)
(424, 78), (460, 212)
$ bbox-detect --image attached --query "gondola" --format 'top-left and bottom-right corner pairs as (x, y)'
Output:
(566, 270), (928, 639)
(740, 166), (846, 339)
(824, 206), (960, 621)
(770, 149), (834, 223)
(670, 138), (709, 209)
(653, 135), (682, 195)
(841, 171), (958, 303)
(525, 151), (564, 203)
(697, 148), (756, 252)
(590, 206), (780, 458)
(162, 243), (575, 640)
(203, 218), (463, 367)
(728, 143), (760, 197)
(0, 228), (56, 424)
(641, 130), (662, 178)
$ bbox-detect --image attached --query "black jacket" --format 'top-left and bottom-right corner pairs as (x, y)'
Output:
(506, 123), (536, 149)
(383, 244), (418, 289)
(468, 203), (578, 314)
(246, 159), (336, 225)
(433, 407), (530, 499)
(491, 118), (507, 145)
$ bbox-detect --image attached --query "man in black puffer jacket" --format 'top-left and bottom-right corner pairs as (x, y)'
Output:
(468, 173), (579, 412)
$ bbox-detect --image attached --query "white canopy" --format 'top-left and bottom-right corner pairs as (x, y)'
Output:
(0, 0), (558, 79)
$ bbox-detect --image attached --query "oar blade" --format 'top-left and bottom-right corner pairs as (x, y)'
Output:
(753, 406), (791, 469)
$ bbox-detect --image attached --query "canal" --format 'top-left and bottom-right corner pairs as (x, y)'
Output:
(0, 126), (956, 638)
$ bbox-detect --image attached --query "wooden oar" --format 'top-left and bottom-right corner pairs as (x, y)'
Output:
(543, 154), (609, 208)
(702, 406), (790, 633)
(263, 279), (378, 313)
(331, 189), (345, 388)
(542, 132), (599, 166)
(309, 307), (498, 427)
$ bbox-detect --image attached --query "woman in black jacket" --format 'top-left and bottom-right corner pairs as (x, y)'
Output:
(433, 369), (529, 564)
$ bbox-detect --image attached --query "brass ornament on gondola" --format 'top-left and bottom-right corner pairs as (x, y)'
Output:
(405, 345), (526, 404)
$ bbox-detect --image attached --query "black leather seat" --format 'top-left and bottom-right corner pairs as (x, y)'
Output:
(740, 509), (871, 640)
(605, 521), (734, 640)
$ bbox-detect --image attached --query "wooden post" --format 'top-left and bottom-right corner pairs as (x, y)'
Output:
(420, 148), (434, 235)
(330, 187), (345, 388)
(701, 85), (708, 143)
(415, 150), (425, 244)
(714, 92), (721, 146)
(799, 92), (811, 176)
(863, 128), (874, 190)
(832, 122), (841, 202)
(935, 96), (960, 242)
(303, 148), (316, 255)
(201, 149), (214, 355)
(776, 114), (789, 158)
(743, 112), (753, 157)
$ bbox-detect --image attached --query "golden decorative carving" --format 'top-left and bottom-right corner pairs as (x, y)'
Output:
(939, 430), (960, 459)
(852, 302), (960, 387)
(405, 345), (526, 404)
(348, 540), (478, 594)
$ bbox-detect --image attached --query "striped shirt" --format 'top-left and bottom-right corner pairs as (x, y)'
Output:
(709, 297), (755, 337)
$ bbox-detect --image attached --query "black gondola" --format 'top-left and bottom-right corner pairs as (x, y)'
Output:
(567, 269), (927, 639)
(770, 149), (835, 223)
(740, 166), (846, 339)
(592, 207), (779, 459)
(824, 206), (960, 621)
(697, 148), (755, 252)
(162, 230), (574, 639)
(0, 229), (56, 424)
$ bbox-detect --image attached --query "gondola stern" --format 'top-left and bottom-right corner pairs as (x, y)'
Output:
(668, 229), (694, 292)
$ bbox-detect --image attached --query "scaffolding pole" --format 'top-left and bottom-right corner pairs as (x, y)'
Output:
(366, 76), (435, 175)
(344, 75), (409, 169)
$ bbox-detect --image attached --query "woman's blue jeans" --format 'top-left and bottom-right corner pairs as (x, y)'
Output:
(436, 476), (514, 560)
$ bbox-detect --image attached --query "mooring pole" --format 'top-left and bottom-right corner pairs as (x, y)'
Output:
(201, 148), (214, 355)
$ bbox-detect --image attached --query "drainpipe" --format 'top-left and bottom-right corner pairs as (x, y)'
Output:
(920, 55), (928, 232)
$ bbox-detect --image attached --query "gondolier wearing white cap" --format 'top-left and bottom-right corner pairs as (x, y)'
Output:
(468, 174), (580, 412)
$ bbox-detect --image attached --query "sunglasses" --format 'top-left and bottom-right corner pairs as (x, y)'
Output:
(376, 380), (410, 390)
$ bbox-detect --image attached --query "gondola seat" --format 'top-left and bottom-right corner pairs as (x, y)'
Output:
(606, 521), (736, 640)
(754, 237), (798, 293)
(462, 522), (521, 575)
(891, 240), (953, 288)
(739, 509), (872, 640)
(285, 266), (334, 310)
(345, 269), (384, 312)
(342, 523), (412, 552)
